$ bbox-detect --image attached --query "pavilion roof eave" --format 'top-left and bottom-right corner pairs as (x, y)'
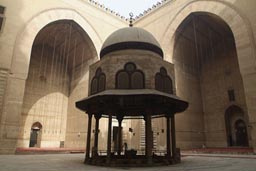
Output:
(76, 89), (189, 116)
(80, 89), (183, 101)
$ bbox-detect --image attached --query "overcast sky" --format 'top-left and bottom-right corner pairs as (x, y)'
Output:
(96, 0), (160, 18)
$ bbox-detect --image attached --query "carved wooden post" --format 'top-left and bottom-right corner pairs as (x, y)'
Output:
(85, 113), (92, 163)
(166, 115), (171, 158)
(171, 115), (176, 159)
(117, 115), (123, 156)
(145, 113), (153, 164)
(107, 113), (112, 160)
(93, 114), (101, 156)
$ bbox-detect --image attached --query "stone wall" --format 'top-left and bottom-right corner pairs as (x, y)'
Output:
(201, 41), (248, 147)
(65, 57), (97, 148)
(17, 45), (68, 148)
(173, 34), (205, 149)
(0, 69), (8, 124)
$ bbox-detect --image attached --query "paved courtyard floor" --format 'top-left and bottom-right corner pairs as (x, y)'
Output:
(0, 153), (255, 171)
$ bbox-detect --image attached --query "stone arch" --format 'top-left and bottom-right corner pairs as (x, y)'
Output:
(31, 122), (43, 130)
(7, 8), (102, 150)
(161, 0), (256, 75)
(11, 8), (102, 80)
(155, 67), (173, 94)
(163, 0), (256, 147)
(91, 68), (106, 95)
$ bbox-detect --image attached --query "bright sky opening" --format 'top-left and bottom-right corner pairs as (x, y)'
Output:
(96, 0), (161, 18)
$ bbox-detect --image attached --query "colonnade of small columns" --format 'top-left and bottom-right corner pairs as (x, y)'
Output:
(84, 112), (177, 163)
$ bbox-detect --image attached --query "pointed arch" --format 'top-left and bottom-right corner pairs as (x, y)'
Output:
(11, 8), (102, 80)
(161, 0), (256, 74)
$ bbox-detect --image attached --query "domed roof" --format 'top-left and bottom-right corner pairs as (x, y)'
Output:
(100, 27), (163, 58)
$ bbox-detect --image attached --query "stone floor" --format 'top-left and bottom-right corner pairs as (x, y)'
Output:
(0, 154), (256, 171)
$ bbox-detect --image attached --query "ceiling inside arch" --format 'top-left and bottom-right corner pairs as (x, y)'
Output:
(173, 12), (236, 72)
(33, 20), (97, 70)
(176, 12), (234, 43)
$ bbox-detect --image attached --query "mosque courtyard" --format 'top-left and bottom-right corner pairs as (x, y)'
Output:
(0, 153), (255, 171)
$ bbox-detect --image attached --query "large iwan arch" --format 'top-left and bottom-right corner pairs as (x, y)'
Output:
(11, 8), (102, 80)
(162, 0), (256, 69)
(161, 0), (256, 152)
(3, 8), (102, 151)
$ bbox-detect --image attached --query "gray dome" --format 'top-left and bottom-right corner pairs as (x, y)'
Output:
(100, 27), (163, 58)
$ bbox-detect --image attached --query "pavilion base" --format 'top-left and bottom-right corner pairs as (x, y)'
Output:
(85, 155), (181, 167)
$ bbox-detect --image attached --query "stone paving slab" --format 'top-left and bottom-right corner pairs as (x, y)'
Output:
(182, 153), (256, 159)
(0, 154), (256, 171)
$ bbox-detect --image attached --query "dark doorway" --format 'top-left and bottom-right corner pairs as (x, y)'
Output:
(29, 122), (42, 148)
(29, 129), (39, 147)
(235, 119), (248, 146)
(225, 105), (249, 147)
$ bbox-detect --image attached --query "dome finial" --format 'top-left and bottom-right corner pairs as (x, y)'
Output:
(129, 12), (134, 27)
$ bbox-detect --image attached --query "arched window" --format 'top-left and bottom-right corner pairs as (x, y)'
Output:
(155, 73), (163, 91)
(0, 6), (6, 32)
(131, 71), (144, 89)
(91, 78), (98, 94)
(164, 77), (173, 94)
(116, 62), (145, 89)
(98, 74), (106, 92)
(90, 68), (106, 94)
(155, 67), (173, 94)
(117, 71), (129, 89)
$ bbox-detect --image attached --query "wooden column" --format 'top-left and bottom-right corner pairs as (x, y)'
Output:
(85, 113), (92, 162)
(117, 116), (123, 156)
(171, 115), (176, 158)
(107, 113), (112, 159)
(145, 113), (153, 163)
(93, 114), (101, 156)
(166, 115), (171, 158)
